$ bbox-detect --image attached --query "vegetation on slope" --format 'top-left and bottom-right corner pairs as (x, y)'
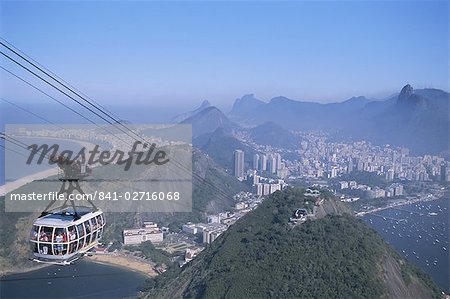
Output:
(143, 188), (442, 299)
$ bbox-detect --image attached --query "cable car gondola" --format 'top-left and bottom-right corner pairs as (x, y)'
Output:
(30, 207), (105, 265)
(29, 154), (105, 265)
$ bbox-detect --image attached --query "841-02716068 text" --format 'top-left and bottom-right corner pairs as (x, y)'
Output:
(96, 191), (180, 201)
(9, 191), (181, 201)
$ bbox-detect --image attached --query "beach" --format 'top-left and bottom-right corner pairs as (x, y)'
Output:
(1, 252), (158, 278)
(1, 136), (98, 196)
(87, 253), (158, 277)
(0, 168), (59, 196)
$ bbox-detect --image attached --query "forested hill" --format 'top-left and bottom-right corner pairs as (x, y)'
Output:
(143, 188), (442, 299)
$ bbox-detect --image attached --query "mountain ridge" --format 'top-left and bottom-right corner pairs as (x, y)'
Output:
(172, 100), (212, 123)
(181, 106), (235, 138)
(226, 85), (449, 154)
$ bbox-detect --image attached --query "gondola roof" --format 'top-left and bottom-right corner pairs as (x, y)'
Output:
(34, 207), (102, 227)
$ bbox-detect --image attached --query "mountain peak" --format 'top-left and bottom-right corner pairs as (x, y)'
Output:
(172, 99), (211, 123)
(230, 94), (265, 117)
(398, 84), (414, 103)
(397, 84), (426, 108)
(182, 106), (234, 137)
(199, 100), (211, 109)
(241, 93), (256, 100)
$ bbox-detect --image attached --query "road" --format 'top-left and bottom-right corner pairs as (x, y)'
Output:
(355, 193), (445, 217)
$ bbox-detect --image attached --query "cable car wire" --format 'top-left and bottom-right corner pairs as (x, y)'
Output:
(1, 42), (234, 201)
(0, 37), (120, 122)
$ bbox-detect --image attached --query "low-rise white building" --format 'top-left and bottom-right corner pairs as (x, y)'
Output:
(182, 223), (198, 235)
(201, 223), (227, 244)
(123, 225), (163, 245)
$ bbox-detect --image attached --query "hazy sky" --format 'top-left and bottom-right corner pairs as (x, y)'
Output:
(0, 0), (449, 110)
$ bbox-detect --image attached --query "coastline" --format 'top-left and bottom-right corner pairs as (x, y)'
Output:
(86, 253), (158, 278)
(0, 136), (98, 196)
(0, 263), (49, 277)
(355, 194), (448, 217)
(0, 168), (59, 196)
(1, 253), (158, 278)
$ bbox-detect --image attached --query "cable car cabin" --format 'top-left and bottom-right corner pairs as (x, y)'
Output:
(30, 207), (105, 265)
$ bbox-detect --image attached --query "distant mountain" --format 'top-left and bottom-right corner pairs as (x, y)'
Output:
(346, 85), (450, 154)
(181, 106), (235, 138)
(229, 94), (375, 131)
(195, 128), (256, 170)
(229, 94), (265, 123)
(144, 188), (441, 299)
(172, 100), (211, 123)
(228, 85), (449, 154)
(192, 121), (298, 170)
(249, 121), (300, 149)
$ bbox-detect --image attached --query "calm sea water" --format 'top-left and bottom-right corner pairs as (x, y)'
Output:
(363, 197), (449, 293)
(0, 260), (147, 299)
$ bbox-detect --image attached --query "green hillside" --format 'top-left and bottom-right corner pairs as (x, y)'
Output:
(143, 188), (442, 299)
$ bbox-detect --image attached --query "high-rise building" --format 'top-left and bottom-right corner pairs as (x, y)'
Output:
(347, 159), (354, 173)
(274, 153), (282, 170)
(251, 172), (259, 185)
(259, 154), (267, 172)
(268, 155), (277, 174)
(386, 169), (394, 181)
(234, 150), (244, 178)
(356, 160), (364, 171)
(263, 183), (271, 195)
(441, 164), (448, 182)
(253, 154), (260, 170)
(254, 183), (263, 196)
(330, 166), (338, 178)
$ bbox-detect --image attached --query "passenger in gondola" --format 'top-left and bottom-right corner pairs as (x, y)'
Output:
(40, 245), (48, 255)
(69, 229), (77, 241)
(92, 220), (97, 231)
(97, 215), (102, 226)
(85, 222), (91, 234)
(55, 232), (64, 255)
(32, 230), (38, 241)
(69, 229), (77, 253)
(39, 231), (49, 242)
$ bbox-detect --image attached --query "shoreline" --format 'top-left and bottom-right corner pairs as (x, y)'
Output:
(0, 136), (98, 196)
(0, 168), (59, 196)
(1, 253), (158, 278)
(355, 194), (447, 217)
(86, 253), (158, 278)
(0, 263), (49, 278)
